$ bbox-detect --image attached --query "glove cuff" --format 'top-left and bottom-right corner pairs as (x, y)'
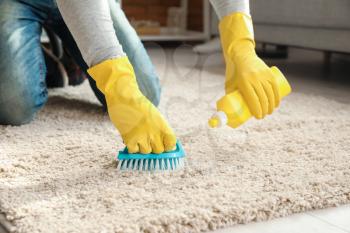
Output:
(219, 12), (256, 60)
(87, 56), (137, 95)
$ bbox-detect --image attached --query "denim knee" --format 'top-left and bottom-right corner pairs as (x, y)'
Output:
(0, 60), (48, 126)
(0, 103), (36, 126)
(0, 0), (48, 125)
(0, 92), (47, 125)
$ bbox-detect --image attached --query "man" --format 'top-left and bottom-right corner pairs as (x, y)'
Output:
(0, 0), (283, 154)
(0, 0), (161, 123)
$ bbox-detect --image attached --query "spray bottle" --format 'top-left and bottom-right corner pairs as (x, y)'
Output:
(208, 67), (292, 128)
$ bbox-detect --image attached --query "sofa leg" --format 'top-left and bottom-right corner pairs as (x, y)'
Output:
(257, 44), (289, 59)
(323, 51), (332, 78)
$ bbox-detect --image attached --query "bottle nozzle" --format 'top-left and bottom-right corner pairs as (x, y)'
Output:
(208, 117), (219, 128)
(208, 111), (228, 128)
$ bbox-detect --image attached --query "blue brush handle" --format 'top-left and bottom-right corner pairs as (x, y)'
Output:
(118, 141), (185, 160)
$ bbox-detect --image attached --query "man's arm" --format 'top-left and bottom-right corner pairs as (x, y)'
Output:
(56, 0), (125, 66)
(209, 0), (281, 119)
(56, 0), (177, 154)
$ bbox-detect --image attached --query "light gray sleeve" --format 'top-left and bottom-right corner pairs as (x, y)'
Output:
(209, 0), (250, 19)
(56, 0), (125, 67)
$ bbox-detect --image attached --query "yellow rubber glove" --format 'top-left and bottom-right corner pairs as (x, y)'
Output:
(87, 57), (176, 154)
(220, 12), (281, 119)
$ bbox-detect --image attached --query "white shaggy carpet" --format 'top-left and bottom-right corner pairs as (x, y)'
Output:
(1, 48), (350, 233)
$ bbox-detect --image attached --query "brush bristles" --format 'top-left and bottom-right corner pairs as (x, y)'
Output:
(117, 158), (185, 171)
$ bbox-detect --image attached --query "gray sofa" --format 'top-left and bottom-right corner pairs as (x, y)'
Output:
(251, 0), (350, 53)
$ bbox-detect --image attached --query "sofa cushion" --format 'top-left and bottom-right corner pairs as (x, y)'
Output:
(254, 24), (350, 53)
(251, 0), (350, 30)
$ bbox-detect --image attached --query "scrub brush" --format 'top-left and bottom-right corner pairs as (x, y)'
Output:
(117, 141), (185, 171)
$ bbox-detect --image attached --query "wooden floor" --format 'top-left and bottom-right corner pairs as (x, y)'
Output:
(213, 205), (350, 233)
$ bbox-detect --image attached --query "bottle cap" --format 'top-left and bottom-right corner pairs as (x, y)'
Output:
(208, 111), (228, 128)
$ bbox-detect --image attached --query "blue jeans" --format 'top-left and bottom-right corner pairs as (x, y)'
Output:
(0, 0), (161, 125)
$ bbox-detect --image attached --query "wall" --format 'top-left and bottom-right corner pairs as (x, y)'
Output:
(122, 0), (203, 31)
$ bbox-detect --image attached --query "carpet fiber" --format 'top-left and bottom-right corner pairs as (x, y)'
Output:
(1, 50), (350, 233)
